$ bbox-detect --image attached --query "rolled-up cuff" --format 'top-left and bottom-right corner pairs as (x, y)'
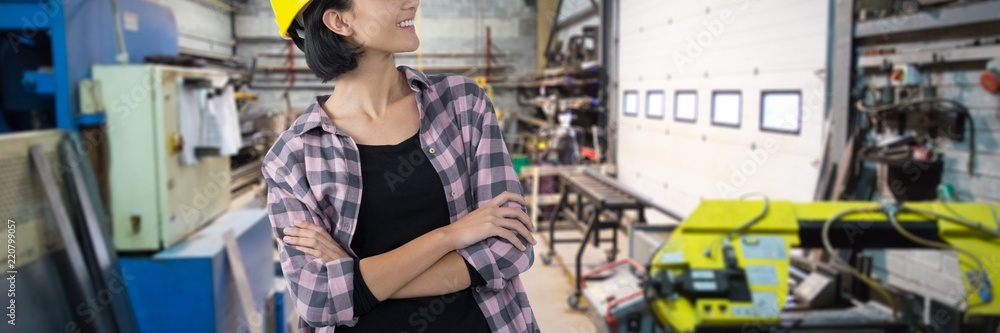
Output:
(464, 256), (487, 288)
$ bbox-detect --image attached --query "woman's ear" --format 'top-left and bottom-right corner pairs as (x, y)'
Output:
(322, 9), (353, 37)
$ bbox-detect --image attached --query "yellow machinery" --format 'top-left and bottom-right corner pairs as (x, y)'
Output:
(645, 200), (1000, 332)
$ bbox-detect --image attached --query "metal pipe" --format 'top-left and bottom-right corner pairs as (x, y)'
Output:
(249, 83), (333, 90)
(287, 39), (296, 85)
(601, 0), (618, 165)
(486, 26), (492, 79)
(591, 125), (600, 162)
(543, 0), (565, 69)
(109, 0), (129, 64)
(255, 52), (511, 58)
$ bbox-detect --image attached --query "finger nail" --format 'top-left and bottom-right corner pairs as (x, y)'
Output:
(283, 236), (291, 243)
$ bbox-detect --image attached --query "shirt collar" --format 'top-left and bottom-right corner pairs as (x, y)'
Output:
(292, 95), (335, 136)
(399, 65), (430, 91)
(292, 66), (429, 137)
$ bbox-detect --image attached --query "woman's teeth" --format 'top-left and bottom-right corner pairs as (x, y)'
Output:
(397, 19), (414, 28)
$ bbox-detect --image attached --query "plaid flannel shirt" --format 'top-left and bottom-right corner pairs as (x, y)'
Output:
(262, 66), (538, 333)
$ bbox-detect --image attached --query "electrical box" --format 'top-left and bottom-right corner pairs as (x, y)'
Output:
(92, 65), (231, 251)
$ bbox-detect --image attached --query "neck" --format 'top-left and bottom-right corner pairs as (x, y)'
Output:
(328, 51), (407, 119)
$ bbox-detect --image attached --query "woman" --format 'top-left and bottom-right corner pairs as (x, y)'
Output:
(261, 0), (539, 332)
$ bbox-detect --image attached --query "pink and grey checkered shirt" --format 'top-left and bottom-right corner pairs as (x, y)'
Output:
(262, 66), (538, 333)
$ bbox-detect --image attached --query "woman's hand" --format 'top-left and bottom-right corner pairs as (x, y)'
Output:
(282, 220), (349, 263)
(443, 191), (536, 251)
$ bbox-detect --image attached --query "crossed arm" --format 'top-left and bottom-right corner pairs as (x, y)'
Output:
(281, 192), (535, 301)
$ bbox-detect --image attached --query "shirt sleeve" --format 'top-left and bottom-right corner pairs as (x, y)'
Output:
(464, 256), (487, 288)
(262, 140), (360, 327)
(459, 80), (535, 292)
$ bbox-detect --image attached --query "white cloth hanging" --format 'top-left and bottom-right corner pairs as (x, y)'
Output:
(178, 85), (205, 165)
(201, 85), (242, 156)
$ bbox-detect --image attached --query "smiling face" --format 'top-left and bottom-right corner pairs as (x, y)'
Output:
(331, 0), (420, 54)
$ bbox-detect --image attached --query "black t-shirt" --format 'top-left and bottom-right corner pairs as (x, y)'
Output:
(336, 132), (490, 333)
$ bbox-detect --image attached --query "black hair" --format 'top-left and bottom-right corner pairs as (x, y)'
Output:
(289, 0), (362, 82)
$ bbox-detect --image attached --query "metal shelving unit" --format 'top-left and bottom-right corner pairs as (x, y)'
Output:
(855, 1), (1000, 38)
(858, 44), (1000, 68)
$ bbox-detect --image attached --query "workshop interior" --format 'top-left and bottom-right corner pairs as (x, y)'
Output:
(2, 0), (1000, 332)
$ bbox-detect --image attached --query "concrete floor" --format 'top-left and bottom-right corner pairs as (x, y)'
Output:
(522, 226), (631, 333)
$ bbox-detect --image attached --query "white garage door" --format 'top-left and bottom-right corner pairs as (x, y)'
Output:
(616, 0), (830, 218)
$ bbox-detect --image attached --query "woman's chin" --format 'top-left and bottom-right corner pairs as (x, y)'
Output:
(399, 40), (420, 54)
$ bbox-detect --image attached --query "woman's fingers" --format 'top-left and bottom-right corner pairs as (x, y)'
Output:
(294, 220), (325, 233)
(325, 243), (348, 257)
(506, 193), (529, 206)
(284, 228), (323, 246)
(496, 207), (533, 232)
(283, 235), (317, 248)
(282, 223), (349, 261)
(294, 245), (323, 259)
(284, 228), (344, 256)
(487, 191), (528, 208)
(285, 222), (342, 248)
(494, 217), (536, 246)
(492, 226), (526, 251)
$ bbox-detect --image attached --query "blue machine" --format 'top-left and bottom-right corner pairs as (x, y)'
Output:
(0, 0), (179, 132)
(120, 209), (274, 333)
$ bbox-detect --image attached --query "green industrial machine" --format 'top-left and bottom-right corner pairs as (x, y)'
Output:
(644, 200), (1000, 332)
(92, 65), (232, 251)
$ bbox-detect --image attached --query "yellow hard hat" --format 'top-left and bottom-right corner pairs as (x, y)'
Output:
(270, 0), (313, 39)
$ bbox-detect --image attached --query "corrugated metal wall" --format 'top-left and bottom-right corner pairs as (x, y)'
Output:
(616, 0), (830, 218)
